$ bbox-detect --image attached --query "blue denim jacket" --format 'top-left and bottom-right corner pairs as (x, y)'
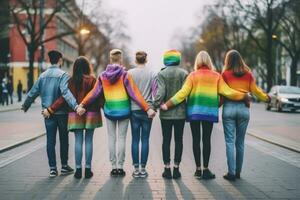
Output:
(23, 65), (78, 114)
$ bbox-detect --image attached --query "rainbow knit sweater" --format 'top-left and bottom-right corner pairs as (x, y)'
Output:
(81, 64), (149, 120)
(165, 67), (245, 122)
(222, 70), (269, 102)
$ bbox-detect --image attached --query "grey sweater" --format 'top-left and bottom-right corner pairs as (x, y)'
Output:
(154, 66), (188, 119)
(128, 66), (157, 111)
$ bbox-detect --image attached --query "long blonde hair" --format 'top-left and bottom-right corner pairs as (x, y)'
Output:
(223, 50), (250, 76)
(194, 51), (215, 71)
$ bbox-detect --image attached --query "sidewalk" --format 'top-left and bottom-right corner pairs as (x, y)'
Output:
(246, 103), (300, 153)
(0, 95), (39, 113)
(0, 103), (45, 153)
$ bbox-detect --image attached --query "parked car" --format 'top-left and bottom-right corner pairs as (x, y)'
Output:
(266, 85), (300, 112)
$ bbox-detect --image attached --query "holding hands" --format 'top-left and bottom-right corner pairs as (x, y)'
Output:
(160, 104), (168, 111)
(76, 104), (86, 116)
(42, 109), (51, 118)
(147, 108), (156, 118)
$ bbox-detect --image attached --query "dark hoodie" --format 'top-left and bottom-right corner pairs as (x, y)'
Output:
(81, 64), (150, 120)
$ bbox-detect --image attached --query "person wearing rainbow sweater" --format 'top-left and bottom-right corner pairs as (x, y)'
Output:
(77, 49), (155, 177)
(161, 51), (246, 180)
(221, 50), (270, 181)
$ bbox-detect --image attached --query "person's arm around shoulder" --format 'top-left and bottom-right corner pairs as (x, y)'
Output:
(22, 77), (41, 112)
(218, 75), (246, 101)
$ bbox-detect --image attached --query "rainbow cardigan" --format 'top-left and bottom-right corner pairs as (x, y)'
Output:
(222, 70), (269, 102)
(165, 67), (245, 122)
(81, 66), (149, 120)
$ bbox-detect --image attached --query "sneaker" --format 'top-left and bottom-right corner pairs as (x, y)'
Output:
(202, 169), (216, 180)
(223, 173), (236, 181)
(132, 169), (140, 178)
(139, 168), (148, 178)
(61, 165), (74, 175)
(194, 169), (202, 179)
(235, 173), (240, 179)
(49, 169), (58, 178)
(162, 168), (172, 179)
(117, 169), (126, 177)
(110, 169), (118, 177)
(74, 168), (82, 179)
(173, 167), (181, 179)
(85, 168), (93, 179)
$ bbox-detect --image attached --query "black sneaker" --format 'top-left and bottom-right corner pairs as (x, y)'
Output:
(117, 169), (126, 177)
(110, 169), (118, 177)
(194, 169), (202, 179)
(85, 168), (93, 179)
(49, 169), (58, 178)
(173, 167), (181, 179)
(223, 173), (236, 181)
(74, 168), (82, 179)
(162, 168), (172, 179)
(61, 165), (74, 175)
(235, 173), (240, 179)
(202, 169), (216, 180)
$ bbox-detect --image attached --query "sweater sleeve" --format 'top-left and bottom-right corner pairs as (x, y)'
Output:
(218, 76), (245, 100)
(123, 73), (150, 111)
(249, 75), (269, 102)
(48, 96), (66, 114)
(81, 78), (103, 107)
(165, 74), (192, 108)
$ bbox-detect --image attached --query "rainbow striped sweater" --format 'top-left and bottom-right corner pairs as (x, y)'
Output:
(81, 64), (150, 120)
(222, 70), (269, 102)
(165, 67), (245, 122)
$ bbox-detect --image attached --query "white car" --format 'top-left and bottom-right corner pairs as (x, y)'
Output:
(265, 85), (300, 112)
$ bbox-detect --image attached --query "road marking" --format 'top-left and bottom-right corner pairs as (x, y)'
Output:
(0, 142), (45, 169)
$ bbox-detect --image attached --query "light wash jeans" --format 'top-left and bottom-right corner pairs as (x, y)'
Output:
(106, 118), (129, 169)
(222, 101), (250, 175)
(74, 129), (94, 169)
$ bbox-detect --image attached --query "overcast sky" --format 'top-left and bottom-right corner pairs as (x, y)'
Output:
(86, 0), (215, 68)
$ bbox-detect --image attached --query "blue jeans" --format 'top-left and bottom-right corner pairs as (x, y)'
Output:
(74, 129), (94, 169)
(130, 110), (152, 167)
(222, 101), (250, 175)
(44, 114), (69, 170)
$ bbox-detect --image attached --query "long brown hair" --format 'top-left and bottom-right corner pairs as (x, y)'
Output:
(72, 56), (91, 91)
(223, 50), (250, 76)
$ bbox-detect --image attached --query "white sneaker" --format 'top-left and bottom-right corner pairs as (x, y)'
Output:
(139, 168), (148, 178)
(132, 169), (140, 178)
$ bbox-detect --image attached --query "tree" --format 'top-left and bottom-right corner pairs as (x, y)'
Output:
(276, 0), (300, 85)
(229, 0), (290, 90)
(10, 0), (77, 89)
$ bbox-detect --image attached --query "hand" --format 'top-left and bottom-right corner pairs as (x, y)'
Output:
(76, 106), (86, 116)
(42, 109), (50, 118)
(160, 104), (168, 111)
(147, 108), (156, 118)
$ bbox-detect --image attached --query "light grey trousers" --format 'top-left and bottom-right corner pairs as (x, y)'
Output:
(106, 118), (130, 169)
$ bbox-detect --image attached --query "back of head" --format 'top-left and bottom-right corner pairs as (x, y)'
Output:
(110, 49), (123, 64)
(72, 56), (91, 90)
(163, 50), (181, 66)
(135, 51), (147, 65)
(194, 51), (215, 71)
(48, 50), (63, 65)
(223, 50), (249, 77)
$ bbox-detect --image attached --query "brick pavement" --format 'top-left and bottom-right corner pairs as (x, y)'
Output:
(0, 117), (300, 199)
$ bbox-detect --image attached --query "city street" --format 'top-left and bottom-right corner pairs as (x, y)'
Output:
(0, 103), (299, 199)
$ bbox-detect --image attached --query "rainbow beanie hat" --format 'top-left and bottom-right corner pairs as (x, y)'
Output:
(163, 50), (181, 66)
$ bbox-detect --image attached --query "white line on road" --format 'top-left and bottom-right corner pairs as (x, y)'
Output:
(0, 142), (46, 169)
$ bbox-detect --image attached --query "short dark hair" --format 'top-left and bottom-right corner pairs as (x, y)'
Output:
(135, 51), (147, 64)
(48, 50), (63, 64)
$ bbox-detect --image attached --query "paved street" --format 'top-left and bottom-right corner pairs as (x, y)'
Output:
(0, 103), (300, 199)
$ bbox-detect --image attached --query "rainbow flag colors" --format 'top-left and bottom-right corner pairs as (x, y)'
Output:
(165, 67), (245, 122)
(163, 50), (181, 66)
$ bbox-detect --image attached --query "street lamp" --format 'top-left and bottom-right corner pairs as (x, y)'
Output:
(79, 28), (90, 35)
(272, 34), (280, 85)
